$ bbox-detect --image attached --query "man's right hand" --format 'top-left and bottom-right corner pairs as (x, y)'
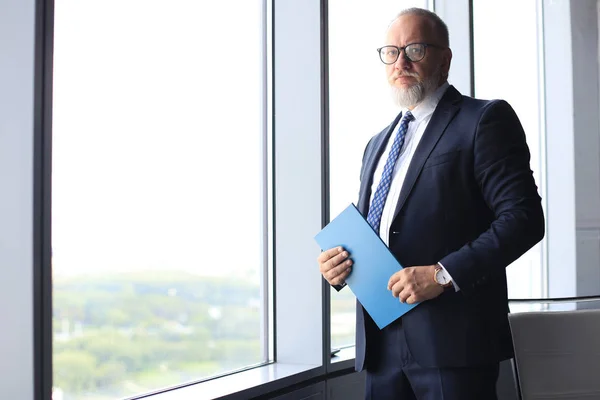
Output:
(318, 247), (353, 286)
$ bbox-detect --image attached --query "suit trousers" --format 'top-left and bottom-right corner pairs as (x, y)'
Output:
(364, 319), (499, 400)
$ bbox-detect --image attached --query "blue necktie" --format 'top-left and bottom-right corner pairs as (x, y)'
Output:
(366, 111), (414, 234)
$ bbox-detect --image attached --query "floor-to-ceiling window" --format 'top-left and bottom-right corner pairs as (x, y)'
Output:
(51, 1), (269, 398)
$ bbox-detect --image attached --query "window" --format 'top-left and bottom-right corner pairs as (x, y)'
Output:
(473, 0), (545, 301)
(328, 0), (428, 353)
(51, 1), (268, 398)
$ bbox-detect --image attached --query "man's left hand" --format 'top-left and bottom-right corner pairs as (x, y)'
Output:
(387, 265), (444, 304)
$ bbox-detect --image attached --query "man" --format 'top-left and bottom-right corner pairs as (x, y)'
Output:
(318, 7), (544, 400)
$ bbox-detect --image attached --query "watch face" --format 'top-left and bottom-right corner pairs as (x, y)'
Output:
(435, 269), (448, 285)
(436, 269), (449, 285)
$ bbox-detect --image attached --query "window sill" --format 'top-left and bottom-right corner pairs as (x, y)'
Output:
(137, 363), (322, 400)
(329, 346), (356, 373)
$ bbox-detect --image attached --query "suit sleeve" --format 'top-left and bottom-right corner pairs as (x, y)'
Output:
(439, 100), (545, 295)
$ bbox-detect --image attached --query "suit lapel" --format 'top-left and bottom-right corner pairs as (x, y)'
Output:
(392, 86), (462, 220)
(357, 112), (404, 216)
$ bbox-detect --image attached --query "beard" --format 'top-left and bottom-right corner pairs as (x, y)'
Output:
(390, 68), (441, 109)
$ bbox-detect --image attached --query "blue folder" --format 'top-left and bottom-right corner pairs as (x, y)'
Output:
(315, 204), (418, 329)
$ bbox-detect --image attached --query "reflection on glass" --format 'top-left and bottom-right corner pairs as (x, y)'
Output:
(51, 1), (266, 398)
(328, 0), (428, 351)
(473, 0), (545, 299)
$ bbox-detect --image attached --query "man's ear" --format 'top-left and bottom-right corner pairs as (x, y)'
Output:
(441, 48), (452, 78)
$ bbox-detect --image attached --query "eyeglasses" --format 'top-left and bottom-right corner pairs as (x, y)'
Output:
(376, 43), (444, 64)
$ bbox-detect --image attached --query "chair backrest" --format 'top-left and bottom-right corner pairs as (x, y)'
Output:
(508, 309), (600, 400)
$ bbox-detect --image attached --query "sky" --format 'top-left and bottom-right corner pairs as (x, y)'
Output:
(52, 0), (263, 278)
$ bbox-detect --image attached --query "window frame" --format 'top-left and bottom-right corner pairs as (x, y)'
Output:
(37, 0), (330, 398)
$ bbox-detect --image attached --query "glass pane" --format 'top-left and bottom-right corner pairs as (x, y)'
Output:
(328, 0), (428, 352)
(51, 1), (267, 398)
(473, 0), (544, 299)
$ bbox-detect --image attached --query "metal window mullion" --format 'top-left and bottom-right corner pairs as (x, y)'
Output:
(536, 0), (549, 301)
(33, 0), (55, 397)
(260, 0), (276, 365)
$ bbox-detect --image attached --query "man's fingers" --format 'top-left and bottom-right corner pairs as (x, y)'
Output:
(317, 247), (354, 286)
(405, 294), (418, 304)
(318, 247), (347, 272)
(390, 281), (404, 298)
(399, 288), (412, 303)
(317, 246), (344, 264)
(325, 258), (352, 282)
(329, 251), (350, 269)
(331, 267), (352, 286)
(387, 269), (406, 290)
(321, 250), (350, 274)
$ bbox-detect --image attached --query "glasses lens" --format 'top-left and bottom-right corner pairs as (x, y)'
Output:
(404, 44), (425, 62)
(379, 46), (399, 64)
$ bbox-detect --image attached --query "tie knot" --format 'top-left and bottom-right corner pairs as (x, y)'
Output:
(403, 111), (414, 122)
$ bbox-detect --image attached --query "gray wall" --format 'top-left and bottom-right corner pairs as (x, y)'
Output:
(545, 0), (600, 299)
(0, 0), (36, 397)
(574, 0), (600, 296)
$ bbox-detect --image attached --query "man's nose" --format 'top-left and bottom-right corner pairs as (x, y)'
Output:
(394, 51), (411, 70)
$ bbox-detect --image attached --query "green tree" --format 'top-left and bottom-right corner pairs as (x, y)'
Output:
(54, 350), (97, 394)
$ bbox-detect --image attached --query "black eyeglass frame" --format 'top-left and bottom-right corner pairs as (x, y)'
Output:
(376, 42), (445, 64)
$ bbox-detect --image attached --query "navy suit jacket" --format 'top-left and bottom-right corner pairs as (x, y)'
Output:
(353, 85), (545, 371)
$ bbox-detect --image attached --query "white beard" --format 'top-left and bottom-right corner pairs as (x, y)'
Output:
(390, 70), (441, 109)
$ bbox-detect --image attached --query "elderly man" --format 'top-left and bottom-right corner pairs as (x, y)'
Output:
(318, 7), (544, 400)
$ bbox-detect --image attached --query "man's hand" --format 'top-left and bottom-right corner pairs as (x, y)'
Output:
(318, 247), (352, 286)
(387, 265), (444, 304)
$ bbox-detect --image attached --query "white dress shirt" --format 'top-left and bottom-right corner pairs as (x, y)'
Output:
(368, 81), (459, 290)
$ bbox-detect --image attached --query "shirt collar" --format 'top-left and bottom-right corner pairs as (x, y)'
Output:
(401, 81), (450, 122)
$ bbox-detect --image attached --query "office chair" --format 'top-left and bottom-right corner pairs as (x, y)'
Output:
(508, 308), (600, 400)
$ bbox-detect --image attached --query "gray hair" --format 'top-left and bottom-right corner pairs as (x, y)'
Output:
(393, 8), (449, 47)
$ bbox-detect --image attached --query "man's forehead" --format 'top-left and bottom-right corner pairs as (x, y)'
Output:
(385, 14), (436, 43)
